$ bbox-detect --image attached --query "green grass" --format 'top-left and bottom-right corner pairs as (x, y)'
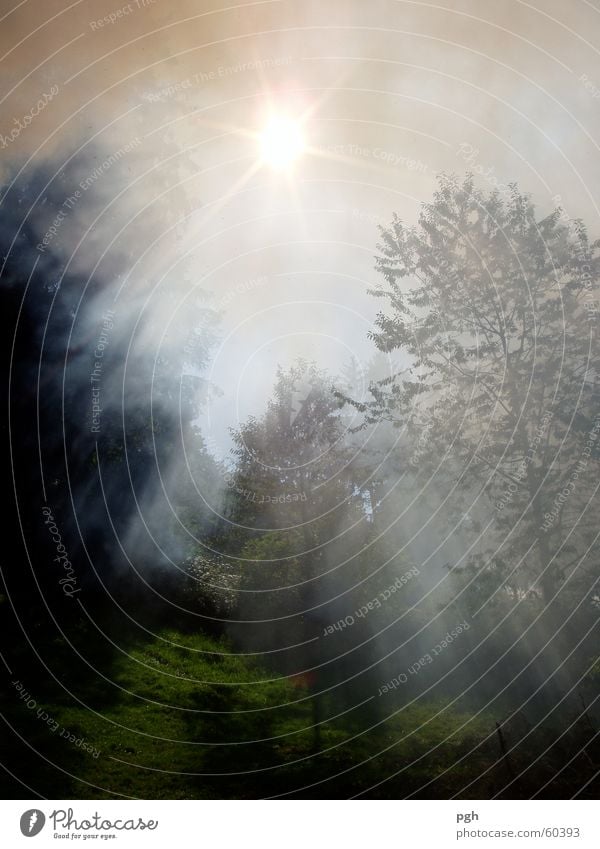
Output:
(0, 626), (529, 799)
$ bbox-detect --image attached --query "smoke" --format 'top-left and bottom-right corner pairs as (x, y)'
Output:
(1, 146), (226, 605)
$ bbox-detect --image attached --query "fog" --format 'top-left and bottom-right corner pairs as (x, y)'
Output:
(1, 0), (599, 802)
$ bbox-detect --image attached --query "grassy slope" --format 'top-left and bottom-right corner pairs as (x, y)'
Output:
(4, 625), (570, 799)
(2, 626), (500, 799)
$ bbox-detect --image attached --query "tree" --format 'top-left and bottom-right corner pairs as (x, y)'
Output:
(0, 157), (220, 617)
(357, 174), (600, 617)
(225, 362), (378, 749)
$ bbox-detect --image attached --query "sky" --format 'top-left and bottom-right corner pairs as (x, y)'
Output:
(3, 0), (600, 457)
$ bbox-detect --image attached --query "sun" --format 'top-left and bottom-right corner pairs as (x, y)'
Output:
(259, 114), (305, 170)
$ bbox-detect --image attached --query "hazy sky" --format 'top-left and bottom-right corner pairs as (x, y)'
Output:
(3, 0), (600, 455)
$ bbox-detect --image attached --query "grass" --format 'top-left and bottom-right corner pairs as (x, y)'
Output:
(2, 624), (577, 799)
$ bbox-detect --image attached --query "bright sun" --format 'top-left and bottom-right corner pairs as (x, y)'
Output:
(259, 115), (305, 170)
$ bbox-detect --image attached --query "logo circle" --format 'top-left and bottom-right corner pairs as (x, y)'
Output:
(19, 810), (45, 837)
